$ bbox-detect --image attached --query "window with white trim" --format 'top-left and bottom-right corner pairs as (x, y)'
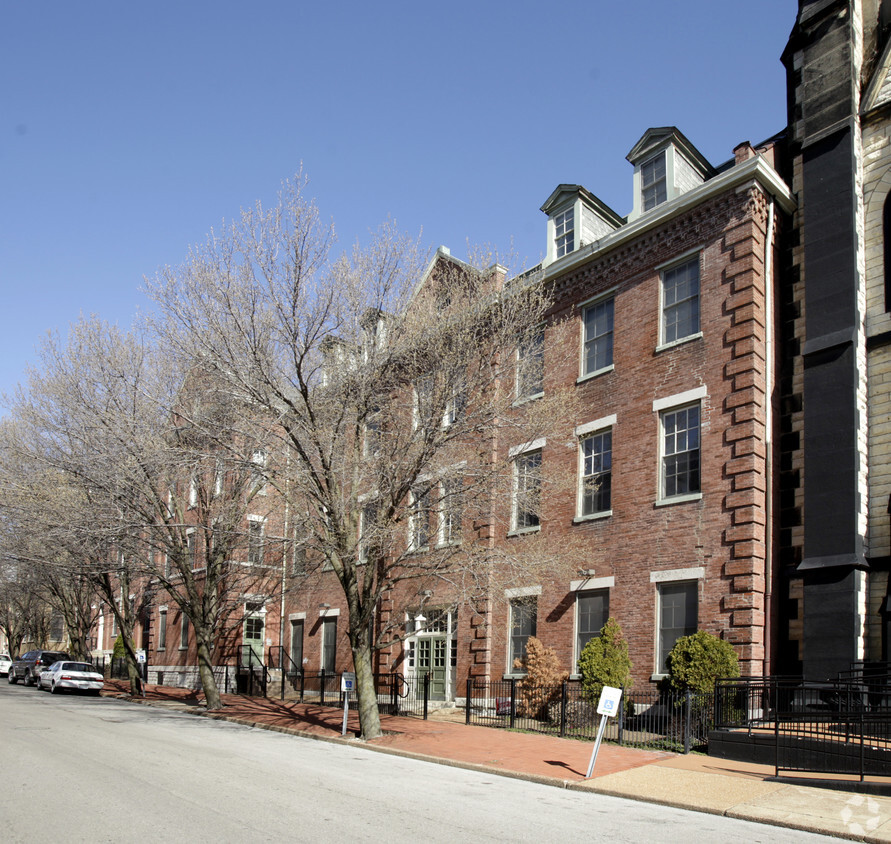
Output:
(321, 616), (337, 673)
(661, 404), (701, 499)
(576, 590), (609, 662)
(582, 299), (613, 376)
(641, 152), (667, 211)
(188, 470), (199, 509)
(186, 529), (198, 570)
(579, 430), (612, 516)
(251, 449), (268, 495)
(358, 502), (378, 563)
(409, 487), (432, 551)
(509, 597), (537, 671)
(512, 450), (542, 531)
(158, 609), (167, 651)
(516, 326), (544, 400)
(554, 207), (574, 258)
(438, 477), (462, 545)
(657, 581), (697, 672)
(180, 614), (189, 650)
(248, 518), (265, 565)
(444, 371), (466, 426)
(661, 258), (700, 345)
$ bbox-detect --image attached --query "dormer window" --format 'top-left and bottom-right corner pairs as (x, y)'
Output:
(554, 208), (574, 258)
(641, 153), (667, 211)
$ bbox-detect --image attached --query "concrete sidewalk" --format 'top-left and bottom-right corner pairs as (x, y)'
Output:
(105, 681), (891, 842)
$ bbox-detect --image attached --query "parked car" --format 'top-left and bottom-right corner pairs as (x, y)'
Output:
(36, 661), (104, 695)
(8, 650), (70, 686)
(0, 653), (11, 676)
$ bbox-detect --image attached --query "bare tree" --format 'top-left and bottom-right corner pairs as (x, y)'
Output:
(148, 177), (580, 738)
(7, 318), (283, 708)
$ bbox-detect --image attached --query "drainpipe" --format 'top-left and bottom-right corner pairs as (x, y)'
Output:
(764, 197), (776, 677)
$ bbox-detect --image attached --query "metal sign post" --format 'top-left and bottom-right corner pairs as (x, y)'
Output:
(341, 672), (356, 736)
(586, 686), (623, 778)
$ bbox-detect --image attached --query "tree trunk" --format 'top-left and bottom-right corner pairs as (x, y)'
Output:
(196, 634), (222, 710)
(352, 637), (381, 740)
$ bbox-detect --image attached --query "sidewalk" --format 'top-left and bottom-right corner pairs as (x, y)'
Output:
(105, 681), (891, 842)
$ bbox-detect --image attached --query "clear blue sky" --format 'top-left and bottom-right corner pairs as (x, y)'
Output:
(1, 1), (796, 401)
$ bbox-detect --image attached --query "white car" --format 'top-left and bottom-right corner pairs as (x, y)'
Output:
(37, 661), (104, 695)
(0, 653), (11, 676)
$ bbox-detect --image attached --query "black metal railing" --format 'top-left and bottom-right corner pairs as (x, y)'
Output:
(713, 674), (891, 779)
(464, 678), (711, 753)
(236, 645), (268, 696)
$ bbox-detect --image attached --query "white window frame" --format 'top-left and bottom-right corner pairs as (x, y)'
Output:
(579, 295), (615, 380)
(437, 476), (463, 546)
(554, 207), (575, 258)
(158, 607), (167, 651)
(575, 415), (616, 521)
(509, 440), (545, 534)
(251, 449), (268, 496)
(515, 325), (544, 402)
(654, 388), (705, 506)
(186, 528), (198, 570)
(651, 571), (702, 678)
(179, 614), (189, 650)
(506, 589), (539, 676)
(409, 486), (432, 552)
(188, 470), (199, 509)
(641, 151), (667, 212)
(247, 516), (265, 565)
(658, 254), (701, 349)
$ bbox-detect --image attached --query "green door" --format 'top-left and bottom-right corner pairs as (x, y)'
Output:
(417, 636), (447, 700)
(243, 613), (265, 665)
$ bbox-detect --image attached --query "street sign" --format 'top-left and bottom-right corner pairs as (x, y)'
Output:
(341, 671), (356, 692)
(586, 686), (624, 778)
(597, 686), (622, 717)
(135, 649), (146, 664)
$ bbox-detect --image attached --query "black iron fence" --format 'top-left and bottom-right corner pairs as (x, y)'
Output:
(465, 678), (712, 753)
(714, 675), (891, 779)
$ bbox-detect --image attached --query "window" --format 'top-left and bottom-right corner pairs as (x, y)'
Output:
(213, 458), (224, 497)
(512, 450), (542, 531)
(158, 609), (167, 651)
(251, 449), (268, 495)
(188, 470), (199, 509)
(642, 152), (667, 211)
(516, 327), (544, 400)
(187, 529), (198, 570)
(661, 258), (700, 345)
(414, 374), (434, 429)
(582, 299), (613, 376)
(289, 619), (304, 674)
(443, 370), (466, 426)
(410, 487), (432, 551)
(438, 477), (462, 545)
(554, 208), (574, 258)
(661, 404), (701, 499)
(579, 430), (612, 516)
(358, 502), (378, 563)
(509, 598), (537, 671)
(248, 519), (264, 564)
(321, 616), (337, 673)
(658, 581), (697, 672)
(576, 590), (609, 661)
(180, 614), (189, 650)
(363, 409), (380, 457)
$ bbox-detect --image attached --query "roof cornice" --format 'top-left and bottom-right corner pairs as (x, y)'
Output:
(539, 155), (795, 283)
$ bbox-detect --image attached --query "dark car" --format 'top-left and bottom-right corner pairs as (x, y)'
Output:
(8, 650), (71, 687)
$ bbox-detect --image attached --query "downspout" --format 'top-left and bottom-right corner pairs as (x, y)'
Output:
(763, 197), (776, 677)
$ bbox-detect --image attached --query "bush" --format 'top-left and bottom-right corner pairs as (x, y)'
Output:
(577, 617), (632, 704)
(112, 634), (126, 660)
(667, 630), (739, 693)
(514, 637), (568, 718)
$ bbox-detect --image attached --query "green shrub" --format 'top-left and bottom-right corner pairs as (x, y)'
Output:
(112, 634), (126, 660)
(667, 630), (739, 693)
(577, 617), (632, 703)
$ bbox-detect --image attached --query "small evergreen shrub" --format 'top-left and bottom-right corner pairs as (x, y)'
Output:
(112, 634), (126, 660)
(514, 636), (568, 718)
(667, 630), (739, 693)
(577, 617), (632, 704)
